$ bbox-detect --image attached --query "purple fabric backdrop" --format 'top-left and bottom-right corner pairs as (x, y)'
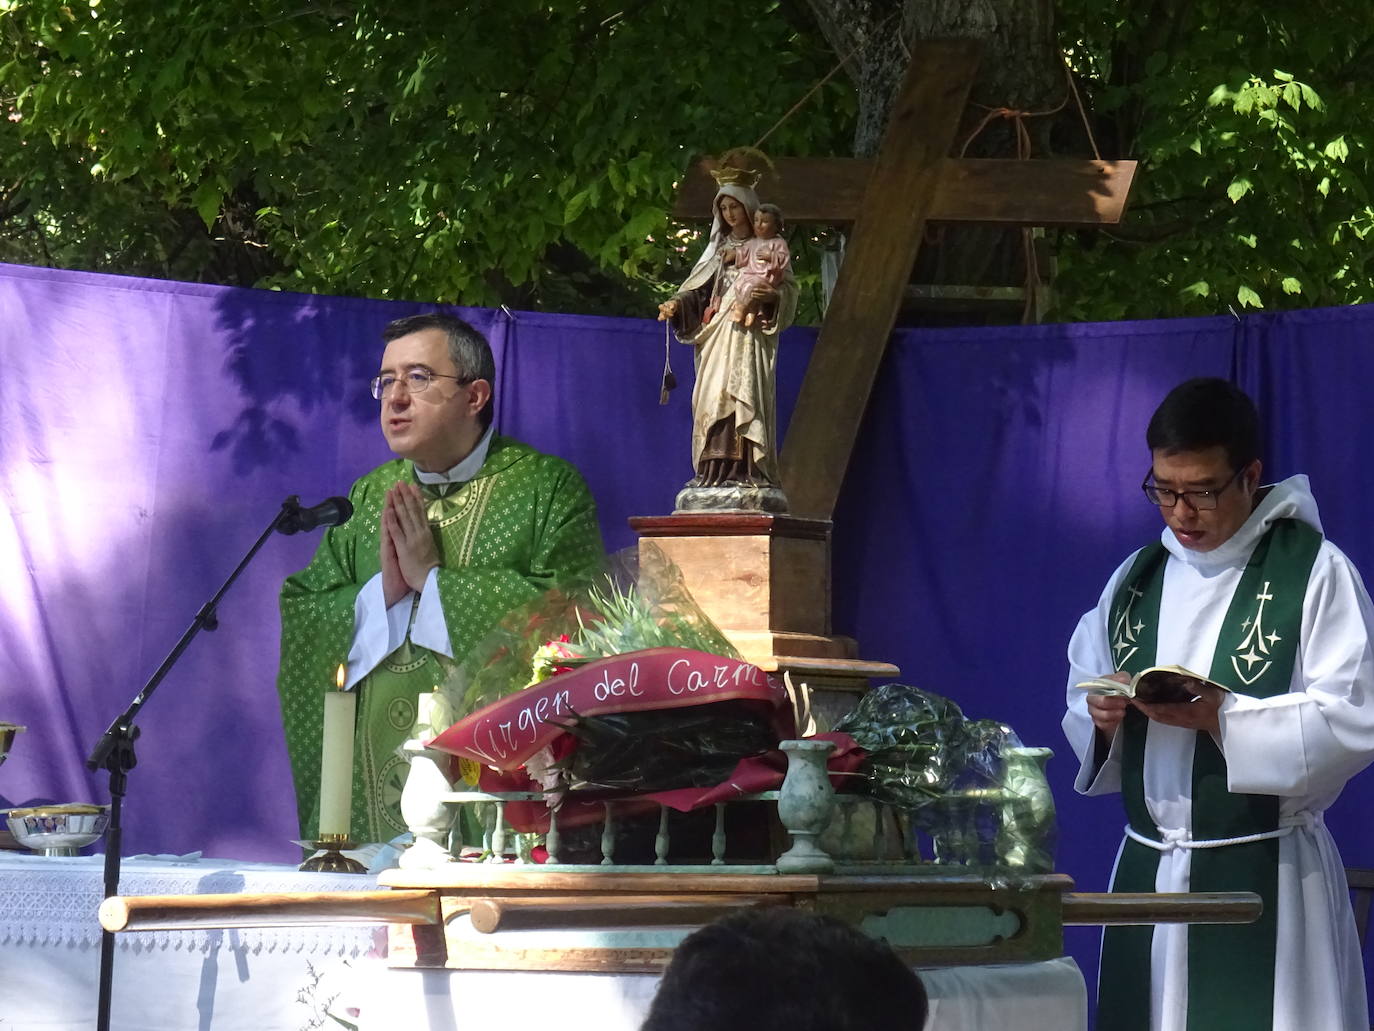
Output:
(4, 261), (1373, 1016)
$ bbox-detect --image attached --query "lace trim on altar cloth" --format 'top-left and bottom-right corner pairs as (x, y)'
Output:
(0, 854), (387, 956)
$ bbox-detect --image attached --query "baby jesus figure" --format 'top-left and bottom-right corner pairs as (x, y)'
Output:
(725, 203), (790, 328)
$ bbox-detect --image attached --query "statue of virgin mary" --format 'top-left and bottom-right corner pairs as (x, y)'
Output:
(658, 165), (798, 510)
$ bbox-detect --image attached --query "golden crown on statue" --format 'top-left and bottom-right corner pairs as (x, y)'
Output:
(707, 146), (775, 190)
(709, 164), (764, 189)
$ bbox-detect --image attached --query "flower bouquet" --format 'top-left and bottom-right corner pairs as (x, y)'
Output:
(423, 546), (822, 849)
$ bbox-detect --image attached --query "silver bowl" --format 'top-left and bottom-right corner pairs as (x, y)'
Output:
(4, 805), (110, 856)
(0, 722), (24, 768)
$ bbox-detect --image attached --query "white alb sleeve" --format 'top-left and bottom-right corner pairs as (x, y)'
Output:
(408, 566), (454, 659)
(344, 573), (415, 688)
(1062, 554), (1137, 796)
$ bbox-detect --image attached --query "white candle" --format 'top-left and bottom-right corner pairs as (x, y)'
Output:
(415, 691), (435, 728)
(414, 688), (450, 736)
(317, 665), (355, 839)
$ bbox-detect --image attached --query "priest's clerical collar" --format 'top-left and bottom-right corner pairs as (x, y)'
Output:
(412, 425), (494, 485)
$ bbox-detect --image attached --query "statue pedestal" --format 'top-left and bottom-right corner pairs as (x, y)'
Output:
(628, 513), (896, 729)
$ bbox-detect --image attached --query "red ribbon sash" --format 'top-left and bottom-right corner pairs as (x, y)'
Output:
(427, 647), (786, 771)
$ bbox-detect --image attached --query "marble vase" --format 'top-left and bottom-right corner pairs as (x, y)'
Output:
(776, 738), (837, 874)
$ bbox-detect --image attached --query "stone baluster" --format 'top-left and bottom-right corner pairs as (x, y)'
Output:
(655, 805), (670, 866)
(488, 801), (508, 863)
(481, 805), (494, 858)
(711, 803), (727, 865)
(600, 803), (616, 866)
(899, 810), (918, 861)
(545, 804), (561, 865)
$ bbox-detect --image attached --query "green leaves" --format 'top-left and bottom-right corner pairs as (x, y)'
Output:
(1324, 136), (1350, 161)
(192, 180), (221, 230)
(1055, 0), (1374, 320)
(7, 0), (1367, 325)
(563, 186), (593, 227)
(0, 1), (852, 310)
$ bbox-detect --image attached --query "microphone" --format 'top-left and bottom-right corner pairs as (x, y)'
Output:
(277, 496), (353, 535)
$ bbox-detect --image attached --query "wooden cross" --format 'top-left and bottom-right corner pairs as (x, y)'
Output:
(672, 39), (1137, 520)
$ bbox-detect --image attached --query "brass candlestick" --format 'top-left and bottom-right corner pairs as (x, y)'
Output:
(0, 723), (25, 768)
(299, 833), (367, 874)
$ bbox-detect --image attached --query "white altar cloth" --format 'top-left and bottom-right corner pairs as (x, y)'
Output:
(0, 852), (385, 1031)
(341, 956), (1086, 1031)
(0, 852), (1087, 1031)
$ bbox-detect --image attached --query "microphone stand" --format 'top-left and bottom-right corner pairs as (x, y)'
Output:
(86, 496), (307, 1031)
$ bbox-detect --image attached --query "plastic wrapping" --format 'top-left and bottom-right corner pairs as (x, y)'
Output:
(834, 683), (1057, 874)
(559, 700), (779, 792)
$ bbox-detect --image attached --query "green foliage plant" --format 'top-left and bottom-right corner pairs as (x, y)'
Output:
(0, 0), (852, 316)
(1054, 0), (1374, 319)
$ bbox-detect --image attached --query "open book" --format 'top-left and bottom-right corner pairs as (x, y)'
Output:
(1074, 665), (1232, 705)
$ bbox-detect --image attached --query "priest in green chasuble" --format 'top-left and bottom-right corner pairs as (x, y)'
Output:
(277, 312), (604, 844)
(1063, 378), (1374, 1031)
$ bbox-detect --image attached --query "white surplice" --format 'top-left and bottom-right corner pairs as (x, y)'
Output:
(1063, 475), (1374, 1031)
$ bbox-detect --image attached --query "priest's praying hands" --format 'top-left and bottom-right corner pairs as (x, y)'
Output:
(381, 481), (439, 606)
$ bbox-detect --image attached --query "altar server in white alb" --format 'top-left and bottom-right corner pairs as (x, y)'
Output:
(1063, 377), (1374, 1031)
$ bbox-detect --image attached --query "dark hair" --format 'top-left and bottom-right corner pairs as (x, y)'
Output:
(755, 202), (785, 233)
(1146, 377), (1260, 471)
(382, 312), (496, 429)
(640, 908), (928, 1031)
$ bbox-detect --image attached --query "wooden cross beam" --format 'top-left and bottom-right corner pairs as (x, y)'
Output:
(671, 40), (1137, 521)
(671, 155), (1136, 228)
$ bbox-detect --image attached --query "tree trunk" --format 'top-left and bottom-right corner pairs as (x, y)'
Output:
(803, 0), (1068, 322)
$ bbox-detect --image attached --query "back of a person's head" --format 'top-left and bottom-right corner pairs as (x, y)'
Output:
(1146, 376), (1261, 470)
(640, 907), (928, 1031)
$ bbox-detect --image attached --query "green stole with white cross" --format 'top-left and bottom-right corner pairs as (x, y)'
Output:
(1096, 518), (1321, 1031)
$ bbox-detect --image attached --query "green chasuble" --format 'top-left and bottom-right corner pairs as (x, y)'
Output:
(276, 435), (604, 843)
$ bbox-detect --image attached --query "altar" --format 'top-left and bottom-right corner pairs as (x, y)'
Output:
(0, 852), (1087, 1031)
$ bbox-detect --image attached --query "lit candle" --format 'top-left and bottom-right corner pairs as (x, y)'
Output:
(317, 664), (355, 839)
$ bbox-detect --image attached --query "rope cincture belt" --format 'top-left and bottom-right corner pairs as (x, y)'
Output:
(1124, 810), (1322, 852)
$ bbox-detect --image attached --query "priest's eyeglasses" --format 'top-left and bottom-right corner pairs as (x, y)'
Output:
(370, 369), (473, 400)
(1141, 466), (1245, 510)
